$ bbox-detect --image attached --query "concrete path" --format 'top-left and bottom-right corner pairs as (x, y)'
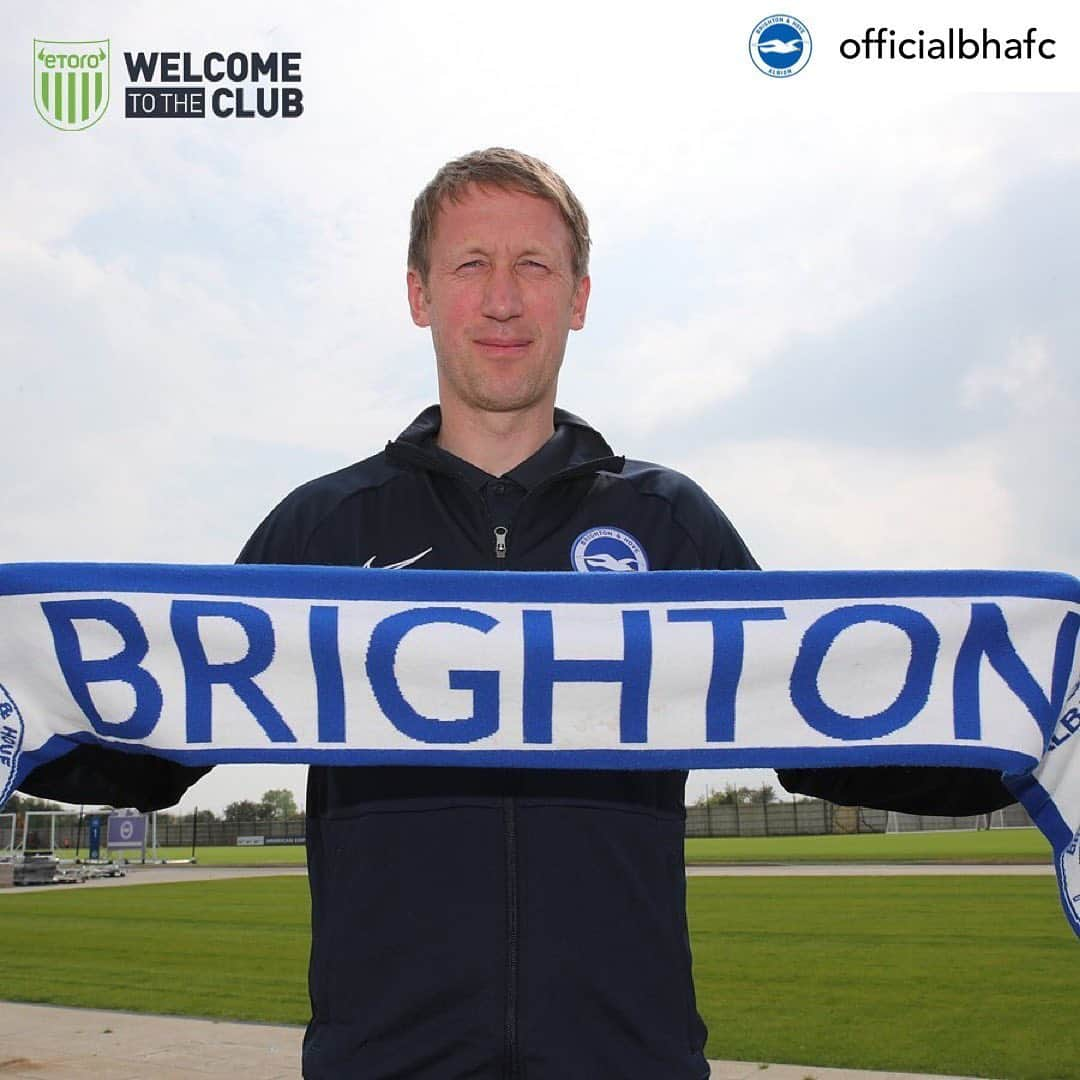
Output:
(0, 1002), (991, 1080)
(0, 864), (308, 895)
(0, 861), (1053, 896)
(0, 1002), (300, 1080)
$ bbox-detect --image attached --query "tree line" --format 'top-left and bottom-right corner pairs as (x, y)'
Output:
(1, 788), (301, 822)
(692, 783), (825, 808)
(693, 783), (777, 807)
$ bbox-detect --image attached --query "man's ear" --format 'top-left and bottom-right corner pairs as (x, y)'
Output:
(570, 274), (590, 331)
(407, 268), (430, 328)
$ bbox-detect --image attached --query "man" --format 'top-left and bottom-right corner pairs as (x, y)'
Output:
(21, 148), (1013, 1078)
(235, 148), (759, 1078)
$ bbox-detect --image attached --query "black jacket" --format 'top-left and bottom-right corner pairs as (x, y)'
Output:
(236, 406), (755, 1079)
(20, 406), (1013, 1079)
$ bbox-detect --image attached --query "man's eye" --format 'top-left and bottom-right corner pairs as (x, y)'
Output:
(520, 260), (548, 271)
(457, 260), (483, 271)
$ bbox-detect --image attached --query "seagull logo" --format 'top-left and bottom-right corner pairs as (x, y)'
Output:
(757, 38), (801, 55)
(362, 547), (432, 570)
(583, 553), (640, 572)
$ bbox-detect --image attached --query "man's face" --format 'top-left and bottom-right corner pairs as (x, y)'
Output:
(407, 184), (590, 419)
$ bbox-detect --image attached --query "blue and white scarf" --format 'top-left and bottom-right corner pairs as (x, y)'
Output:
(1, 563), (1077, 937)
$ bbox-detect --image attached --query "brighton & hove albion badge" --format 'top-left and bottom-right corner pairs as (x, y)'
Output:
(749, 15), (812, 78)
(571, 527), (649, 573)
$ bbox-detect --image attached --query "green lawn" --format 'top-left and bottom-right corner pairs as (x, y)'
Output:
(99, 843), (308, 866)
(2, 874), (1074, 1079)
(689, 875), (1073, 1079)
(92, 828), (1051, 868)
(685, 828), (1051, 865)
(3, 878), (310, 1024)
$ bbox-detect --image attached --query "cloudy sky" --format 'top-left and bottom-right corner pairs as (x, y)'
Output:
(3, 1), (1078, 813)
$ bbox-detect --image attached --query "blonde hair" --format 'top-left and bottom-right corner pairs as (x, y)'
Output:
(408, 147), (590, 282)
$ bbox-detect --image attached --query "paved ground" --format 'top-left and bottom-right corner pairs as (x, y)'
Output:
(0, 1001), (991, 1080)
(0, 864), (308, 895)
(0, 861), (1053, 896)
(0, 865), (1019, 1077)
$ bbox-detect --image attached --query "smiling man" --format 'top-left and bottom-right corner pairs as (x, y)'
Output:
(406, 170), (591, 477)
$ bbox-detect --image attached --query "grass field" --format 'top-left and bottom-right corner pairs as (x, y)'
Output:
(101, 843), (309, 866)
(2, 873), (1074, 1079)
(684, 828), (1051, 865)
(688, 875), (1073, 1079)
(104, 828), (1051, 867)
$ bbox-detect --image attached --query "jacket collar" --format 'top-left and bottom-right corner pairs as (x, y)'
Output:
(387, 405), (623, 488)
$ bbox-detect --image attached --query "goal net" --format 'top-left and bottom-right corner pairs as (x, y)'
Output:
(0, 813), (15, 857)
(20, 810), (85, 855)
(886, 806), (1028, 833)
(886, 810), (981, 834)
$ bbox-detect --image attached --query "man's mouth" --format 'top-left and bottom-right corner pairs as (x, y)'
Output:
(474, 339), (532, 353)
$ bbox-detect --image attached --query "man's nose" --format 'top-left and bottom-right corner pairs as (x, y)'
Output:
(481, 265), (524, 320)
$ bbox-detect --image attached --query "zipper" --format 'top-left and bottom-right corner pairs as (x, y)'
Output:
(489, 458), (618, 570)
(496, 456), (618, 557)
(503, 796), (520, 1078)
(387, 436), (624, 573)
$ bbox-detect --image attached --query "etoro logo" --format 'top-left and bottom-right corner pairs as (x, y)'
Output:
(34, 39), (110, 131)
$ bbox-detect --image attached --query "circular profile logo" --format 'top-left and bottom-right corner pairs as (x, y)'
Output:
(571, 527), (649, 573)
(749, 15), (812, 77)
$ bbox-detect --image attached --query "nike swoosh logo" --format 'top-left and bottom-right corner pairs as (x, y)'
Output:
(362, 547), (433, 570)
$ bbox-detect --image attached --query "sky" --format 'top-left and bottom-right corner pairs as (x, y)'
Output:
(3, 1), (1078, 814)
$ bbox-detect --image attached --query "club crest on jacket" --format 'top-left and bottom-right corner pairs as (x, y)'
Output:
(571, 527), (649, 573)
